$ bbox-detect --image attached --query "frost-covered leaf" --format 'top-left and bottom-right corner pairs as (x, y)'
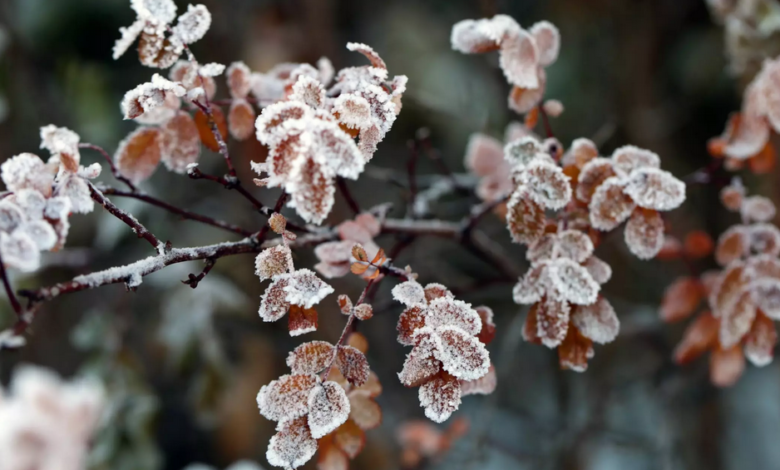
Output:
(256, 373), (318, 422)
(349, 393), (381, 430)
(55, 174), (94, 214)
(336, 346), (370, 386)
(0, 200), (24, 233)
(463, 134), (504, 177)
(719, 291), (757, 348)
(506, 190), (545, 245)
(171, 4), (211, 44)
(286, 157), (335, 225)
(397, 306), (427, 346)
(582, 256), (611, 285)
(426, 298), (482, 336)
(288, 305), (318, 336)
(744, 312), (777, 366)
(450, 16), (515, 54)
(418, 373), (461, 423)
(266, 416), (318, 469)
(115, 127), (162, 184)
(432, 327), (490, 380)
(750, 278), (780, 319)
(0, 231), (40, 272)
(334, 93), (372, 131)
(194, 107), (228, 153)
(547, 258), (599, 305)
(623, 168), (686, 211)
(290, 76), (325, 109)
(199, 62), (224, 78)
(624, 208), (665, 260)
(660, 277), (703, 322)
(512, 264), (548, 304)
(228, 99), (256, 141)
(40, 125), (80, 172)
(287, 341), (336, 375)
(227, 61), (252, 99)
(530, 21), (560, 67)
(161, 111), (200, 172)
(558, 326), (593, 372)
(475, 306), (496, 345)
(556, 229), (594, 263)
(259, 277), (292, 322)
(504, 136), (544, 168)
(499, 29), (540, 89)
(589, 177), (635, 230)
(307, 381), (350, 439)
(459, 363), (497, 395)
(423, 283), (453, 302)
(534, 296), (570, 348)
(346, 42), (387, 69)
(526, 233), (556, 264)
(392, 281), (426, 307)
(720, 180), (745, 211)
(741, 195), (776, 223)
(398, 340), (441, 388)
(710, 262), (748, 318)
(18, 220), (57, 251)
(571, 297), (619, 344)
(610, 145), (660, 175)
(710, 345), (745, 387)
(284, 269), (334, 308)
(1, 153), (54, 196)
(255, 245), (293, 281)
(673, 311), (718, 365)
(715, 225), (748, 266)
(121, 74), (186, 120)
(518, 161), (571, 210)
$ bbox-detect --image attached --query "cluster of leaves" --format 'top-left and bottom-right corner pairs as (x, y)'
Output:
(393, 281), (496, 423)
(0, 366), (105, 470)
(0, 126), (100, 274)
(256, 214), (334, 336)
(252, 44), (407, 224)
(256, 330), (377, 469)
(451, 15), (560, 114)
(661, 180), (780, 386)
(708, 55), (780, 174)
(706, 0), (780, 75)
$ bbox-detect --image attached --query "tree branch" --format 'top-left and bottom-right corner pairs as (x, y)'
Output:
(79, 143), (137, 192)
(89, 182), (163, 252)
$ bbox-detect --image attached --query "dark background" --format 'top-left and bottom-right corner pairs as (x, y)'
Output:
(1, 0), (778, 469)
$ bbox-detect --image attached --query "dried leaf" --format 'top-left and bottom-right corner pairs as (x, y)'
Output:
(194, 107), (228, 152)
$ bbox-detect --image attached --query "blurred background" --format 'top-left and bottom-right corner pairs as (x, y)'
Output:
(0, 0), (778, 469)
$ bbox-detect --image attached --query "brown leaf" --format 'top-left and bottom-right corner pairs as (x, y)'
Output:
(228, 98), (256, 141)
(115, 127), (162, 184)
(334, 419), (365, 459)
(336, 346), (370, 387)
(337, 295), (353, 315)
(350, 262), (369, 275)
(288, 305), (318, 336)
(352, 244), (368, 262)
(370, 248), (385, 265)
(194, 106), (228, 152)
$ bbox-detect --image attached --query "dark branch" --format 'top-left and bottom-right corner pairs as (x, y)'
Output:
(88, 182), (163, 252)
(79, 143), (137, 192)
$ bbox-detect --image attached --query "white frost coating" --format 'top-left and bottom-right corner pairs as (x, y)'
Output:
(1, 153), (53, 195)
(418, 374), (461, 423)
(282, 269), (334, 309)
(40, 125), (80, 162)
(0, 231), (40, 272)
(547, 258), (599, 305)
(44, 196), (71, 220)
(256, 374), (317, 422)
(172, 4), (212, 44)
(199, 62), (225, 77)
(751, 278), (780, 319)
(392, 280), (426, 307)
(255, 245), (294, 281)
(306, 381), (350, 439)
(18, 220), (57, 251)
(426, 298), (482, 336)
(289, 75), (325, 109)
(504, 136), (544, 167)
(516, 160), (571, 210)
(73, 254), (165, 287)
(121, 74), (186, 120)
(266, 418), (318, 469)
(571, 297), (619, 344)
(77, 163), (102, 180)
(113, 19), (145, 60)
(0, 328), (26, 348)
(432, 326), (490, 380)
(624, 209), (665, 260)
(14, 189), (48, 220)
(583, 256), (612, 285)
(741, 195), (776, 223)
(131, 0), (177, 23)
(333, 93), (372, 130)
(588, 176), (636, 231)
(0, 200), (25, 233)
(529, 21), (560, 67)
(623, 167), (686, 211)
(555, 230), (594, 263)
(611, 145), (660, 175)
(513, 264), (548, 304)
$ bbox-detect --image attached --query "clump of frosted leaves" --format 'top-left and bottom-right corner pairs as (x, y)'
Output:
(504, 136), (570, 245)
(113, 1), (212, 69)
(314, 212), (383, 279)
(257, 337), (374, 469)
(714, 185), (780, 266)
(392, 280), (494, 423)
(451, 15), (560, 114)
(514, 228), (618, 371)
(577, 145), (685, 259)
(255, 220), (334, 336)
(0, 365), (105, 470)
(0, 126), (102, 272)
(252, 43), (407, 224)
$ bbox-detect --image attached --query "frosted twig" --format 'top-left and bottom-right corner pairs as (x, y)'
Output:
(88, 182), (163, 252)
(182, 258), (216, 288)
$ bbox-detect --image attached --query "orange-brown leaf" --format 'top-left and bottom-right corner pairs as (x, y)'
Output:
(334, 419), (365, 459)
(660, 277), (704, 323)
(352, 245), (368, 262)
(115, 127), (162, 184)
(673, 311), (718, 365)
(350, 262), (369, 275)
(558, 326), (593, 372)
(288, 305), (318, 336)
(194, 107), (228, 152)
(684, 230), (714, 259)
(710, 344), (745, 387)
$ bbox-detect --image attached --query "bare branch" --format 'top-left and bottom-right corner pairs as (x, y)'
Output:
(88, 182), (163, 252)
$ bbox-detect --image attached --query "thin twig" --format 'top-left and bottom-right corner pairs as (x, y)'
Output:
(183, 258), (217, 288)
(79, 143), (137, 192)
(191, 100), (236, 176)
(322, 278), (376, 380)
(538, 105), (555, 139)
(101, 186), (253, 237)
(0, 249), (22, 318)
(88, 182), (163, 252)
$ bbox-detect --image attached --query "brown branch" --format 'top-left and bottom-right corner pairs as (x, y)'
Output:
(0, 249), (22, 318)
(79, 143), (137, 192)
(183, 258), (217, 288)
(100, 186), (253, 237)
(190, 99), (236, 177)
(88, 182), (163, 252)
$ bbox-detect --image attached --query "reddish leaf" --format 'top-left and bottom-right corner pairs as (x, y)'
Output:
(336, 346), (370, 387)
(194, 106), (228, 152)
(288, 305), (318, 336)
(114, 127), (162, 184)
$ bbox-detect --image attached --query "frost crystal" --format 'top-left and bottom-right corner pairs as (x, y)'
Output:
(418, 373), (461, 423)
(199, 62), (225, 77)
